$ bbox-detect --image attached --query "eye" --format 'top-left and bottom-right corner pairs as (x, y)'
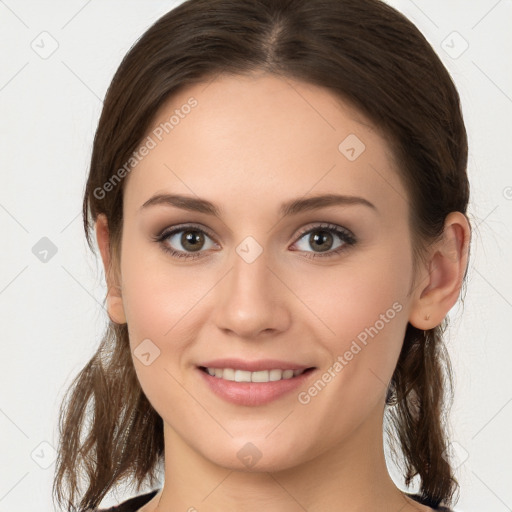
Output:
(153, 224), (218, 260)
(153, 222), (357, 260)
(291, 223), (356, 259)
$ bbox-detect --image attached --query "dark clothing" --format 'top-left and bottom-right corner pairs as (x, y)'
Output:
(96, 489), (159, 511)
(408, 492), (454, 511)
(96, 489), (455, 511)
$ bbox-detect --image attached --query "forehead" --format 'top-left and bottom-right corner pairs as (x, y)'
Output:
(123, 72), (407, 218)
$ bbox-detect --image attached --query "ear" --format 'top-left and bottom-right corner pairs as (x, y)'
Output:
(95, 213), (127, 325)
(409, 211), (471, 330)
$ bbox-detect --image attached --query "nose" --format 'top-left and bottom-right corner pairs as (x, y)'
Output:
(212, 248), (292, 339)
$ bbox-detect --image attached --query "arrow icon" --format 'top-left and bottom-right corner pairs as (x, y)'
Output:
(31, 441), (57, 468)
(32, 237), (58, 262)
(30, 31), (59, 60)
(134, 339), (161, 366)
(236, 236), (263, 263)
(339, 134), (365, 161)
(441, 31), (468, 59)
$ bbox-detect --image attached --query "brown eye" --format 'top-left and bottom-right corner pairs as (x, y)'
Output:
(180, 230), (206, 252)
(292, 223), (357, 259)
(307, 230), (334, 252)
(155, 224), (218, 260)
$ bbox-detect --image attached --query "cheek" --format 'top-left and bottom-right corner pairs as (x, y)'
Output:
(119, 242), (206, 417)
(297, 246), (412, 343)
(119, 232), (209, 342)
(292, 243), (413, 402)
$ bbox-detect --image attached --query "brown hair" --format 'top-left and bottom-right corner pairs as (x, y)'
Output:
(53, 0), (470, 510)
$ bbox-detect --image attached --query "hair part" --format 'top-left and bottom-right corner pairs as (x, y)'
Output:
(53, 0), (469, 509)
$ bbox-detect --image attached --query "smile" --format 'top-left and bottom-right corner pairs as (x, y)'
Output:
(197, 365), (317, 406)
(199, 366), (312, 382)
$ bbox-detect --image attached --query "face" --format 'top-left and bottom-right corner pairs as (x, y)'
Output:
(113, 72), (418, 471)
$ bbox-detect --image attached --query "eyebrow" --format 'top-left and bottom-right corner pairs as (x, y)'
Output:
(139, 193), (377, 217)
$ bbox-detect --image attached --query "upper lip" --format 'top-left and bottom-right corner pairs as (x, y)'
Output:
(198, 358), (315, 372)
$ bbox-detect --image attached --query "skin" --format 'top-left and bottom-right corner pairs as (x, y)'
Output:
(96, 72), (470, 512)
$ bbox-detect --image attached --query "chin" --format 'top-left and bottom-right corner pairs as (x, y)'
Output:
(198, 436), (311, 473)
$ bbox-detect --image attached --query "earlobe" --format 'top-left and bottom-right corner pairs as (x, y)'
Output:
(409, 212), (471, 330)
(95, 214), (127, 325)
(106, 294), (127, 325)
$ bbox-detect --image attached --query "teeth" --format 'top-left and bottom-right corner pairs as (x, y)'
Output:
(204, 367), (307, 382)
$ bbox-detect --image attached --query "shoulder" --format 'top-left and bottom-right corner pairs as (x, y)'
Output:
(94, 489), (160, 512)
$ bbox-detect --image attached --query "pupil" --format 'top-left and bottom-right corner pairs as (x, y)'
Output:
(182, 231), (204, 251)
(311, 231), (332, 252)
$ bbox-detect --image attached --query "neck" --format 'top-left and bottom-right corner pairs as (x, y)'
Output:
(150, 402), (421, 512)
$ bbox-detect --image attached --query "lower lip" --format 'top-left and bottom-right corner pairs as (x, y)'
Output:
(197, 367), (316, 406)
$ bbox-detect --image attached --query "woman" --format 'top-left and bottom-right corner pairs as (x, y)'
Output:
(53, 0), (471, 510)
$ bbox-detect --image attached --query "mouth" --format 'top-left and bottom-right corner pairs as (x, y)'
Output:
(196, 363), (318, 406)
(198, 366), (316, 383)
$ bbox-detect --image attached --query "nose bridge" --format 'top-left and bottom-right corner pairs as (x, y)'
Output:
(231, 242), (271, 297)
(212, 239), (291, 337)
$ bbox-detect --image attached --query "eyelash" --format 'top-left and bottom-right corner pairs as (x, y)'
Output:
(152, 222), (357, 261)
